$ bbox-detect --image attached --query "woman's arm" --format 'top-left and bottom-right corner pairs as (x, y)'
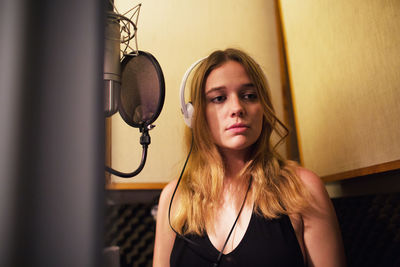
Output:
(153, 179), (178, 267)
(298, 167), (346, 267)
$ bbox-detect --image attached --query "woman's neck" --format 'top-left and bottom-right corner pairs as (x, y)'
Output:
(219, 147), (249, 180)
(219, 148), (252, 211)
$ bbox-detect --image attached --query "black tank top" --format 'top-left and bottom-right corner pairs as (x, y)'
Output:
(170, 213), (305, 267)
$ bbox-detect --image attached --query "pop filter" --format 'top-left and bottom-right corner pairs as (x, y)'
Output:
(105, 51), (165, 178)
(119, 51), (165, 128)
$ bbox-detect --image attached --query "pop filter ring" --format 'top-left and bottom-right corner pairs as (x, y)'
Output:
(105, 50), (165, 178)
(118, 50), (165, 129)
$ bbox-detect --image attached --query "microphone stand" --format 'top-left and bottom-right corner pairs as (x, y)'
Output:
(105, 124), (152, 178)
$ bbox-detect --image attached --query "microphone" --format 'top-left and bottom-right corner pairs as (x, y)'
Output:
(104, 10), (121, 117)
(103, 2), (165, 178)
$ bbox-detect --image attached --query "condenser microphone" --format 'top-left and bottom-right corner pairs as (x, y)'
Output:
(103, 2), (165, 178)
(104, 10), (121, 117)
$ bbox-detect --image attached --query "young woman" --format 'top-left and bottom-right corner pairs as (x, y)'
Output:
(153, 48), (345, 267)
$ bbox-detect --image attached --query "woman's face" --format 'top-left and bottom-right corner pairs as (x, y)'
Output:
(204, 60), (263, 154)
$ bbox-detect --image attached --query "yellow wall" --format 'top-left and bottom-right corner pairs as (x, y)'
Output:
(111, 0), (286, 183)
(280, 0), (400, 177)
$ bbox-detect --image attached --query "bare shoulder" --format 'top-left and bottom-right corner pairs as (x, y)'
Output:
(293, 166), (328, 201)
(292, 166), (347, 266)
(159, 178), (179, 207)
(295, 166), (323, 187)
(157, 178), (182, 222)
(153, 178), (179, 267)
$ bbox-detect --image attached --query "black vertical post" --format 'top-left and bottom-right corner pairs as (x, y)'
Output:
(1, 0), (105, 266)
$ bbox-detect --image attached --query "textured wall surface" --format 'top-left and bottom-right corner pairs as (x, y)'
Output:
(280, 0), (400, 176)
(105, 200), (158, 267)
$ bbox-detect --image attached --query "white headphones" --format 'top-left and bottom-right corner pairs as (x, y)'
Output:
(179, 57), (206, 128)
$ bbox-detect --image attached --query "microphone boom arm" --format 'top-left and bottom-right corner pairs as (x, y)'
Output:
(105, 125), (151, 178)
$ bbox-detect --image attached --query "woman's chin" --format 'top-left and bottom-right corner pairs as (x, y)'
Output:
(217, 142), (253, 153)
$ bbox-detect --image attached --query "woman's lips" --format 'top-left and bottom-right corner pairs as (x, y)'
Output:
(227, 123), (249, 133)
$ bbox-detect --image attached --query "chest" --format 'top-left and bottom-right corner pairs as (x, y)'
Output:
(171, 213), (306, 267)
(207, 204), (253, 254)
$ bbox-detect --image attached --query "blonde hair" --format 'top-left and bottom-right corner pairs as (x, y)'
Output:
(173, 48), (309, 235)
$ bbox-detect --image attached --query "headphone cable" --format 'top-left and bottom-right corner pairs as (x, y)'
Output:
(168, 134), (199, 247)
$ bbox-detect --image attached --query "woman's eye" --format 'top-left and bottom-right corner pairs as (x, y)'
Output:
(243, 93), (258, 101)
(211, 95), (226, 103)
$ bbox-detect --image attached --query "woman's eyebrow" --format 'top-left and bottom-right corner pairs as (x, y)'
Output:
(241, 83), (255, 89)
(206, 83), (255, 95)
(205, 86), (225, 95)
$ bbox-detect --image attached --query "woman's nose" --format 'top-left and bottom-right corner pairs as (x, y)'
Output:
(229, 96), (244, 117)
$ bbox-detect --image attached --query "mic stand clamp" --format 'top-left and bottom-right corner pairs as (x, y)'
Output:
(139, 124), (154, 146)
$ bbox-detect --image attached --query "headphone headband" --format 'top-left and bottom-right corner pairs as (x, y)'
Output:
(179, 57), (206, 128)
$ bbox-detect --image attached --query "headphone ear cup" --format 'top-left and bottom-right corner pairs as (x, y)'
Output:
(184, 102), (194, 128)
(180, 57), (206, 128)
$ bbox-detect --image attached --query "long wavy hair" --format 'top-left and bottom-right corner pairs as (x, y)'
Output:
(172, 48), (310, 235)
